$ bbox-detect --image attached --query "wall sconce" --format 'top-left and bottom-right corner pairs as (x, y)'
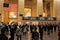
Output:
(19, 14), (23, 16)
(0, 14), (1, 16)
(39, 15), (42, 17)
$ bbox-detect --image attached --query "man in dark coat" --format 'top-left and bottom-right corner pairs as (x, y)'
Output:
(32, 30), (39, 40)
(9, 26), (15, 40)
(50, 23), (53, 33)
(0, 28), (8, 40)
(38, 23), (43, 40)
(13, 24), (18, 32)
(47, 23), (50, 35)
(53, 22), (57, 32)
(30, 24), (34, 33)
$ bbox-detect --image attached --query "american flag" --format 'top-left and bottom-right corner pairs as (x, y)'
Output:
(3, 4), (17, 12)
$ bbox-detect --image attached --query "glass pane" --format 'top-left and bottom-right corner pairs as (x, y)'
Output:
(24, 8), (31, 17)
(9, 12), (17, 18)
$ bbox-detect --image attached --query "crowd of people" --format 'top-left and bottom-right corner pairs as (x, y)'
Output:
(0, 21), (60, 40)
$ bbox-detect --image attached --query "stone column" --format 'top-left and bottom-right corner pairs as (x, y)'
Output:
(53, 0), (55, 17)
(50, 0), (54, 17)
(53, 0), (60, 20)
(37, 0), (43, 17)
(0, 0), (4, 22)
(45, 5), (48, 17)
(3, 11), (9, 24)
(31, 0), (37, 17)
(18, 0), (24, 23)
(3, 0), (9, 24)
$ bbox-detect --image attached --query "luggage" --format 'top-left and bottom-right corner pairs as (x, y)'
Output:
(32, 32), (39, 40)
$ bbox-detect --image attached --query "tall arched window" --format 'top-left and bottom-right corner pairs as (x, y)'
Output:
(43, 0), (53, 17)
(24, 0), (32, 17)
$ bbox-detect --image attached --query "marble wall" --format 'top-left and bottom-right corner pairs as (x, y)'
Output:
(53, 0), (60, 21)
(0, 0), (4, 22)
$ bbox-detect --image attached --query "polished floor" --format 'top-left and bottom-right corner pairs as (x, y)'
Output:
(7, 28), (58, 40)
(14, 31), (58, 40)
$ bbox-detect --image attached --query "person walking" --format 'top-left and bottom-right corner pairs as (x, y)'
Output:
(58, 28), (60, 40)
(9, 26), (15, 40)
(38, 23), (43, 40)
(16, 26), (23, 40)
(0, 28), (8, 40)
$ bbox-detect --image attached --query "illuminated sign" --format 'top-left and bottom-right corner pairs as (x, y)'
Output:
(23, 17), (56, 21)
(47, 17), (56, 21)
(38, 17), (46, 21)
(23, 17), (37, 20)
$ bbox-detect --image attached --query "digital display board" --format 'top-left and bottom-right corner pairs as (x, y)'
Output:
(23, 17), (56, 21)
(23, 17), (37, 20)
(47, 17), (56, 21)
(38, 17), (46, 21)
